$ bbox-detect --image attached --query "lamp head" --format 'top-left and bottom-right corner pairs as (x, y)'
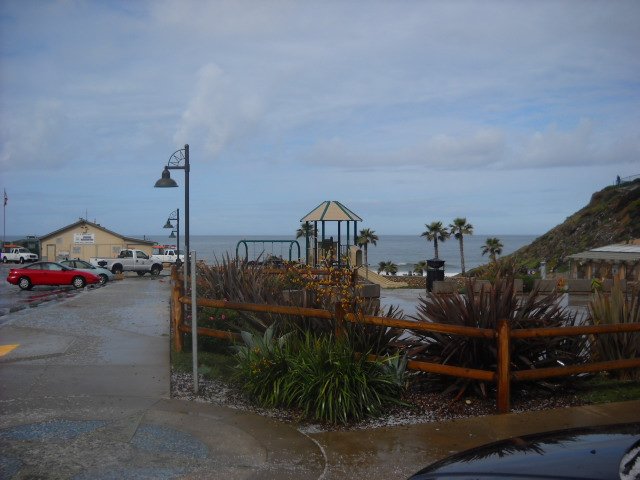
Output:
(169, 230), (176, 239)
(163, 220), (174, 229)
(154, 167), (178, 188)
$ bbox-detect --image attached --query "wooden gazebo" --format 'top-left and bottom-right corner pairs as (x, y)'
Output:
(300, 201), (362, 267)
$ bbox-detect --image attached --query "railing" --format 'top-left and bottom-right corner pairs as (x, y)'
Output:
(169, 267), (640, 414)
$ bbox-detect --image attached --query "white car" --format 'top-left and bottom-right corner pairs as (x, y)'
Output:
(60, 259), (115, 285)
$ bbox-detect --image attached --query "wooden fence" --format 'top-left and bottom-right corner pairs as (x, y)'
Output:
(169, 268), (640, 414)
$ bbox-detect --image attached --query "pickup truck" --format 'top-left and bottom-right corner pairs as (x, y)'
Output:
(151, 246), (184, 264)
(1, 247), (39, 264)
(90, 249), (163, 276)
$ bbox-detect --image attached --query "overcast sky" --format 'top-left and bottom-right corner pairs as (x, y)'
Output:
(1, 0), (638, 238)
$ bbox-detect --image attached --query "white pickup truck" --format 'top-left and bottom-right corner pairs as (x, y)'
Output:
(90, 249), (163, 276)
(1, 247), (39, 264)
(151, 245), (184, 264)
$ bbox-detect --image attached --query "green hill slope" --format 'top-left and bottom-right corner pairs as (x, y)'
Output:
(505, 179), (640, 272)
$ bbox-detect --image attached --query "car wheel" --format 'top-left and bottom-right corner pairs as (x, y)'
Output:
(2, 257), (7, 263)
(18, 277), (32, 290)
(137, 271), (146, 276)
(112, 265), (123, 275)
(72, 276), (86, 289)
(19, 257), (25, 264)
(151, 265), (161, 276)
(98, 274), (108, 285)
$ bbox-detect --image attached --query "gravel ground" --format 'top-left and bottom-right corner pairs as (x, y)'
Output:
(171, 370), (586, 433)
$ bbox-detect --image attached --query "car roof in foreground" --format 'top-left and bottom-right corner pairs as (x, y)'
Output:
(409, 423), (640, 480)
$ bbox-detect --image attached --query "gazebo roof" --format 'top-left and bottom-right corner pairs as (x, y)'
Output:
(300, 201), (362, 222)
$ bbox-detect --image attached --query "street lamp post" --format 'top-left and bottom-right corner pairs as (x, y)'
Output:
(155, 145), (197, 393)
(154, 144), (190, 275)
(163, 209), (180, 266)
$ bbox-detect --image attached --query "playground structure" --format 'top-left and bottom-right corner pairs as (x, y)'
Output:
(300, 200), (363, 268)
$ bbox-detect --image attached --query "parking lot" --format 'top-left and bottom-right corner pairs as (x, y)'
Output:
(0, 263), (169, 318)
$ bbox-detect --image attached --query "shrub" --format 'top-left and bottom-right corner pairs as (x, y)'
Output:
(589, 283), (640, 380)
(233, 325), (293, 406)
(196, 255), (295, 333)
(282, 333), (406, 424)
(234, 327), (407, 424)
(409, 277), (587, 397)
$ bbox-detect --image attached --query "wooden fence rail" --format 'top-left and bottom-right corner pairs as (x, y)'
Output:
(170, 272), (640, 414)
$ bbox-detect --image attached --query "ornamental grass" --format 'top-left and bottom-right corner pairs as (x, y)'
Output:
(234, 325), (407, 424)
(589, 282), (640, 380)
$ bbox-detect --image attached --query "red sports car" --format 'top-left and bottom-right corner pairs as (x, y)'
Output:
(6, 262), (101, 290)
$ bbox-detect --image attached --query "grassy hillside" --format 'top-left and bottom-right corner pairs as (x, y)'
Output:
(493, 179), (640, 273)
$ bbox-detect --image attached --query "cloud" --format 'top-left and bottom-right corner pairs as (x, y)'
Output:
(0, 100), (71, 171)
(173, 63), (264, 158)
(299, 128), (505, 171)
(2, 1), (639, 236)
(513, 120), (640, 169)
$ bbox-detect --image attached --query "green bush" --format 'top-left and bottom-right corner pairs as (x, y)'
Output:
(234, 326), (406, 424)
(589, 283), (640, 380)
(234, 325), (292, 406)
(411, 277), (587, 396)
(282, 333), (406, 424)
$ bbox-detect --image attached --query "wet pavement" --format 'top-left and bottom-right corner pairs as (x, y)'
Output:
(1, 272), (638, 479)
(0, 264), (88, 317)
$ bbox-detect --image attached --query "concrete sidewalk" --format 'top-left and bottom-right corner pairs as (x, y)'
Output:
(1, 275), (639, 479)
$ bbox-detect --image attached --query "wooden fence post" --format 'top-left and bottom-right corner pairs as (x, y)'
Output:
(171, 267), (184, 352)
(496, 318), (511, 413)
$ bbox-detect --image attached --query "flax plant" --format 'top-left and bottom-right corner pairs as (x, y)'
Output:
(409, 277), (586, 397)
(589, 283), (640, 380)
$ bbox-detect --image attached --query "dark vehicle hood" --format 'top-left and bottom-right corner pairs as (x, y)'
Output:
(409, 423), (640, 480)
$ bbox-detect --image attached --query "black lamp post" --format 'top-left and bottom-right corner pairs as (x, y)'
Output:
(155, 144), (190, 274)
(163, 209), (180, 264)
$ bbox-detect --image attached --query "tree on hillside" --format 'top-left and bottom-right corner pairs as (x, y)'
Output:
(296, 222), (316, 239)
(482, 237), (504, 262)
(357, 228), (378, 269)
(449, 217), (474, 275)
(421, 221), (450, 259)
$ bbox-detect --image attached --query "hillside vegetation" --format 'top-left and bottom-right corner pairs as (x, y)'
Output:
(499, 179), (640, 273)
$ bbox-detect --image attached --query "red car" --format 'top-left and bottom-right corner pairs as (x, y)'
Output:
(6, 262), (101, 290)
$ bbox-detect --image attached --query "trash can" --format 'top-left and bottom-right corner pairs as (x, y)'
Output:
(426, 258), (445, 292)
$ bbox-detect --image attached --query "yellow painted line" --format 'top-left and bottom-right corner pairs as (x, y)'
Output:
(0, 344), (19, 356)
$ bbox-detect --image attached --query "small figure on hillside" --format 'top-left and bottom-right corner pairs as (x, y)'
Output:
(616, 175), (621, 186)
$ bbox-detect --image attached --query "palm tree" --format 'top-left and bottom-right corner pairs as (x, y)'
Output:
(413, 260), (428, 276)
(449, 217), (473, 275)
(377, 260), (397, 275)
(295, 222), (316, 239)
(421, 221), (450, 259)
(387, 262), (398, 276)
(357, 228), (378, 269)
(482, 237), (504, 262)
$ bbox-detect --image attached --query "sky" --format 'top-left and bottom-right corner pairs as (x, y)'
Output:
(1, 0), (639, 239)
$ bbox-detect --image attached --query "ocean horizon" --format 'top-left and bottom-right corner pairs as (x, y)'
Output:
(140, 233), (539, 276)
(3, 232), (539, 274)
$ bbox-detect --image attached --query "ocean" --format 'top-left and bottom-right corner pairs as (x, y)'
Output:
(143, 234), (538, 276)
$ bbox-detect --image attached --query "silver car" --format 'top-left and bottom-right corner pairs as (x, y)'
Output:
(60, 259), (115, 285)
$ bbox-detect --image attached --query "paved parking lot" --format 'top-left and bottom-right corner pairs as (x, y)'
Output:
(0, 263), (170, 318)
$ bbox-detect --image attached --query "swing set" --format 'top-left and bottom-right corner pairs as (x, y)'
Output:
(235, 239), (301, 265)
